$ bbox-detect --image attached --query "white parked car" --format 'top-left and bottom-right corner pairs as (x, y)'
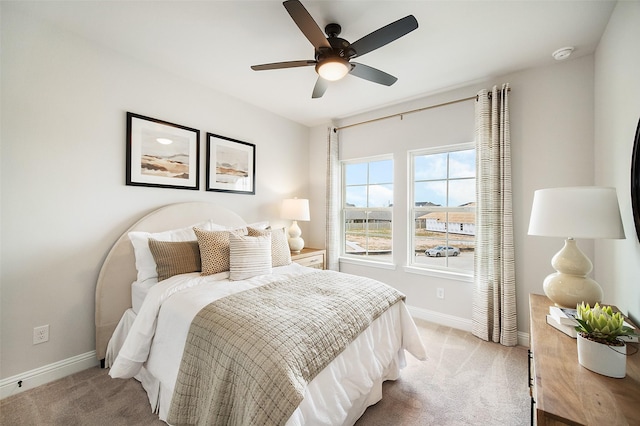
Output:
(425, 246), (460, 257)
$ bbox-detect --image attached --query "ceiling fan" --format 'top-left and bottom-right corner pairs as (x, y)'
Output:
(251, 0), (418, 98)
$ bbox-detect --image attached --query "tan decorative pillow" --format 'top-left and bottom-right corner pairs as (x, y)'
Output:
(248, 226), (291, 267)
(228, 233), (272, 281)
(129, 219), (211, 282)
(194, 227), (246, 275)
(148, 239), (201, 282)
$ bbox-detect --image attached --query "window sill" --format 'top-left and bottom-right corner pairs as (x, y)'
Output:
(339, 256), (396, 270)
(403, 265), (473, 283)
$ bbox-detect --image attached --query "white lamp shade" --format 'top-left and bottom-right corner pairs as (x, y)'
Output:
(528, 187), (625, 239)
(281, 198), (310, 221)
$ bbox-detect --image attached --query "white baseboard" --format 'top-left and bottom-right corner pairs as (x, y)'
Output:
(407, 304), (473, 331)
(517, 331), (530, 347)
(0, 351), (99, 400)
(407, 305), (530, 347)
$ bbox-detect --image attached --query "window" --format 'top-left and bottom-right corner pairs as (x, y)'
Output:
(409, 144), (475, 275)
(341, 156), (393, 263)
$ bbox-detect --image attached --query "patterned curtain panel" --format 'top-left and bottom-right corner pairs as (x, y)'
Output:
(472, 84), (517, 346)
(325, 127), (340, 271)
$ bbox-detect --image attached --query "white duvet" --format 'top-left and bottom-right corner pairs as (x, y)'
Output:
(108, 264), (426, 425)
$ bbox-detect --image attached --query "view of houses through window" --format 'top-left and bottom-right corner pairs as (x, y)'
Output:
(342, 157), (393, 262)
(411, 144), (476, 274)
(341, 145), (475, 274)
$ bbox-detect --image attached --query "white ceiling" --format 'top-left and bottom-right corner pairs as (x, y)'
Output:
(8, 0), (616, 127)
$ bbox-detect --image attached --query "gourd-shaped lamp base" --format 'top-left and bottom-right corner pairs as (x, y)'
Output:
(287, 220), (304, 253)
(543, 238), (603, 308)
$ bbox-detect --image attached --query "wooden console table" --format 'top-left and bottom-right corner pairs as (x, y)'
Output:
(529, 293), (640, 425)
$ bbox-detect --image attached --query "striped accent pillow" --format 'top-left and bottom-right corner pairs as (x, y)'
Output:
(247, 227), (292, 267)
(228, 233), (272, 281)
(148, 239), (201, 281)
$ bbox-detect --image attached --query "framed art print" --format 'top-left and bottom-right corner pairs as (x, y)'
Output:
(206, 133), (255, 194)
(126, 112), (200, 190)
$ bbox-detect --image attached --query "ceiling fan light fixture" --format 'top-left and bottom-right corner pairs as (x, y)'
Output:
(316, 57), (350, 81)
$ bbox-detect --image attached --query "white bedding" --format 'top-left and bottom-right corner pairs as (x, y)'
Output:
(131, 279), (156, 313)
(108, 263), (426, 425)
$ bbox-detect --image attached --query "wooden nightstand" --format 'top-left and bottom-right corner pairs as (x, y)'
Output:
(529, 293), (640, 425)
(291, 248), (326, 270)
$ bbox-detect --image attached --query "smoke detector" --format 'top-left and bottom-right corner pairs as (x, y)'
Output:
(552, 47), (574, 61)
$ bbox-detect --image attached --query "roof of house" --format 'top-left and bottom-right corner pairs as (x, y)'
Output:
(345, 202), (476, 222)
(418, 211), (476, 223)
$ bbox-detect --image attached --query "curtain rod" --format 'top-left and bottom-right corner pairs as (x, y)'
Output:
(333, 88), (510, 132)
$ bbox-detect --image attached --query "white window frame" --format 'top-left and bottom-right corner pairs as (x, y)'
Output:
(407, 142), (475, 278)
(340, 155), (394, 267)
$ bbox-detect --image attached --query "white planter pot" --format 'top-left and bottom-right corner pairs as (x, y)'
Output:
(577, 333), (626, 378)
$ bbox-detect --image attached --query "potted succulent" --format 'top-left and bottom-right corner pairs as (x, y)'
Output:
(574, 302), (637, 378)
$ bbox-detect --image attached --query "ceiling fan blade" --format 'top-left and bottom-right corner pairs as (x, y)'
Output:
(349, 63), (398, 86)
(283, 0), (331, 50)
(251, 60), (316, 71)
(312, 77), (329, 98)
(350, 15), (418, 58)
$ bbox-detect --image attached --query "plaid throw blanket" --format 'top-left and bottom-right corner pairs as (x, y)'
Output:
(167, 270), (405, 426)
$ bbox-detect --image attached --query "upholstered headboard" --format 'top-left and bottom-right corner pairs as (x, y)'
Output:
(95, 202), (246, 361)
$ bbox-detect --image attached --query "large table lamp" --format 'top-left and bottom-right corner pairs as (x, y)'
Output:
(527, 187), (625, 308)
(281, 198), (310, 253)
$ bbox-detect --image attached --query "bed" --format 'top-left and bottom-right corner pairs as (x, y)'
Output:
(96, 201), (426, 425)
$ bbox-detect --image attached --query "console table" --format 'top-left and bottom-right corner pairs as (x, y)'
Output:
(528, 293), (640, 425)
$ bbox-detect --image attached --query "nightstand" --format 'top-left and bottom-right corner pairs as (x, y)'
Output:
(528, 293), (640, 425)
(291, 248), (326, 270)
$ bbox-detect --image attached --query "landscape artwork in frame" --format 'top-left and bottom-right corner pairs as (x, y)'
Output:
(126, 112), (200, 190)
(206, 133), (255, 194)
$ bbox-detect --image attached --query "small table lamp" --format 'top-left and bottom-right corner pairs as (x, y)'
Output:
(281, 198), (310, 253)
(528, 187), (625, 308)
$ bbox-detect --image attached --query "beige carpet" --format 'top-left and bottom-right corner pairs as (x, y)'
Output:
(355, 320), (529, 425)
(1, 320), (529, 425)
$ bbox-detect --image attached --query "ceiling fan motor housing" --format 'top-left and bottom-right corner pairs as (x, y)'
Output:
(315, 23), (355, 62)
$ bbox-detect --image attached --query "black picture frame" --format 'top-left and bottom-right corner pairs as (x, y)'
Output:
(206, 133), (256, 195)
(126, 112), (200, 190)
(631, 117), (640, 242)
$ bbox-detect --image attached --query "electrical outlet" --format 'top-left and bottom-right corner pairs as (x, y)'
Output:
(33, 325), (49, 345)
(437, 288), (445, 299)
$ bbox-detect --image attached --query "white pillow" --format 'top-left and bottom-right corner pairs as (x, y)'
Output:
(228, 233), (272, 281)
(246, 221), (269, 230)
(247, 226), (291, 267)
(129, 220), (214, 282)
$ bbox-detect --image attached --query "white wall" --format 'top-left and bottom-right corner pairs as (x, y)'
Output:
(0, 6), (309, 381)
(310, 54), (597, 335)
(594, 0), (640, 322)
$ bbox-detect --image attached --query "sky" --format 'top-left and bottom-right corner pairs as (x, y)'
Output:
(345, 148), (475, 208)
